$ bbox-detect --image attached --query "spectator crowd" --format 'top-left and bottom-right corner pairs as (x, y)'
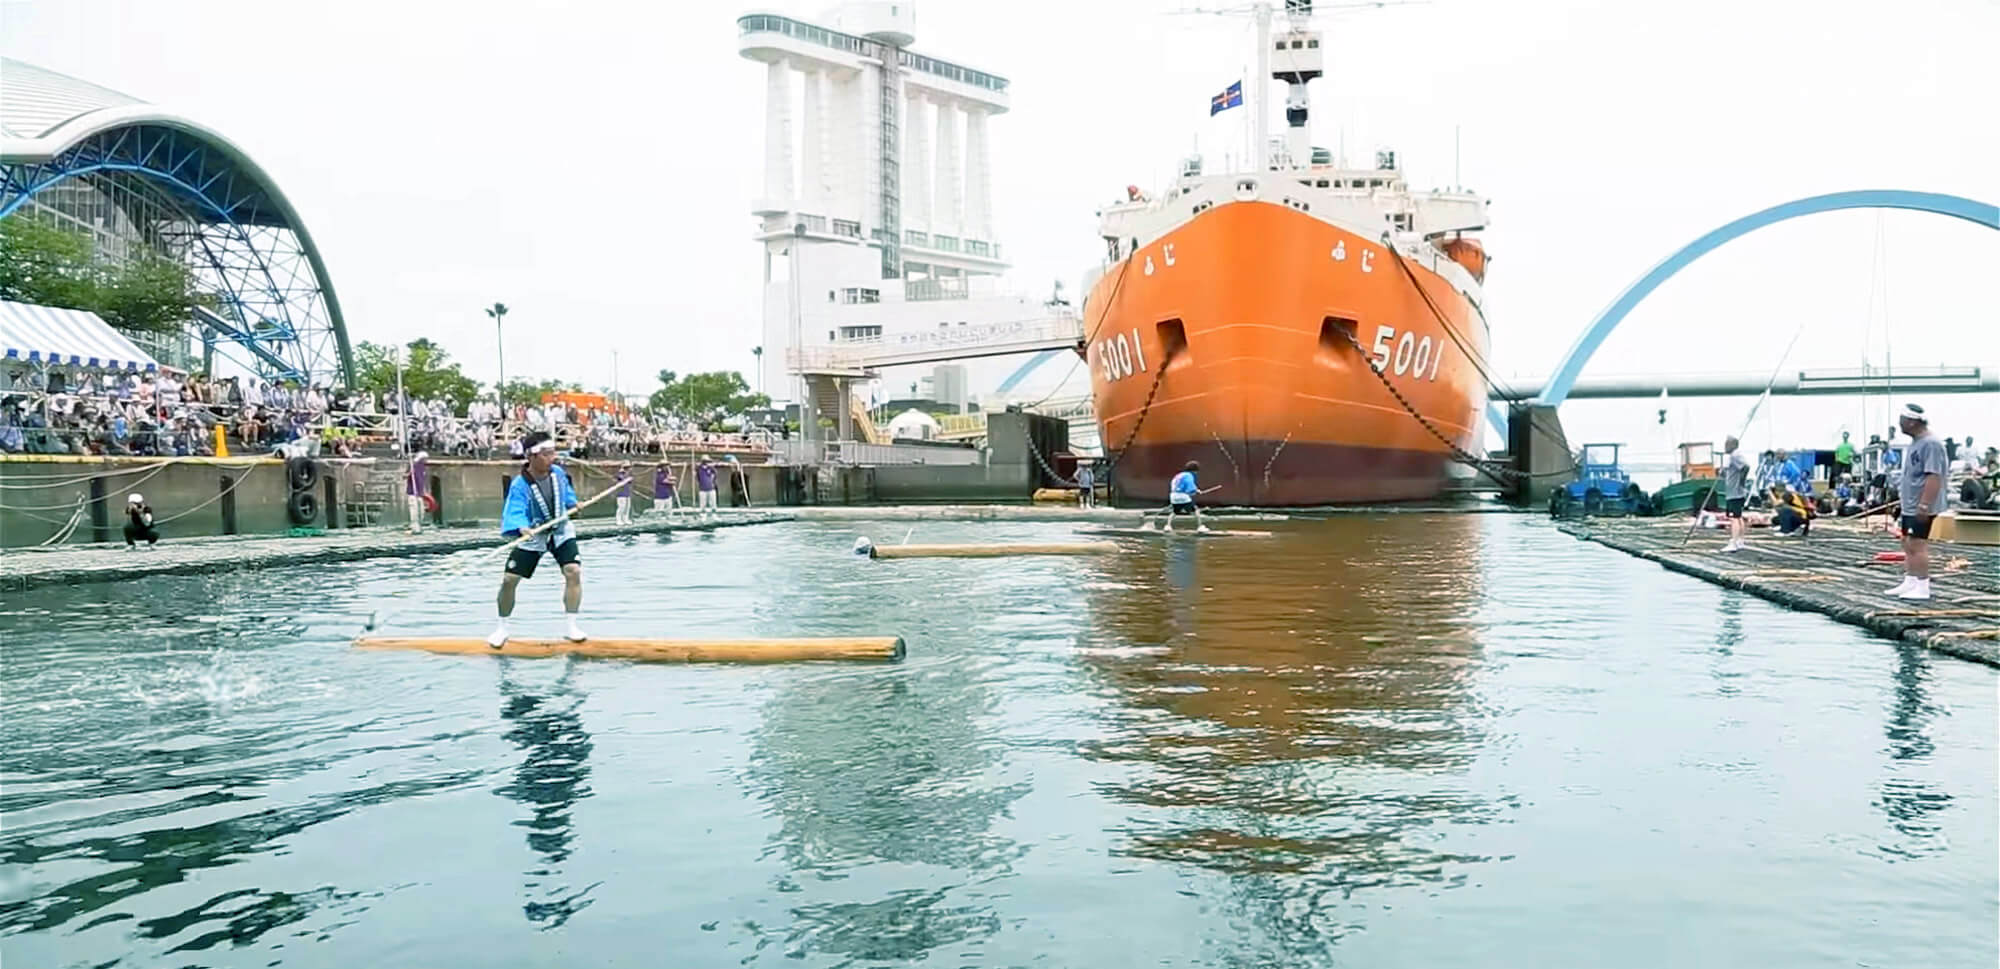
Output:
(0, 361), (769, 461)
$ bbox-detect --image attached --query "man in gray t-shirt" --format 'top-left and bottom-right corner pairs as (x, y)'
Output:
(1718, 435), (1752, 553)
(1886, 403), (1948, 601)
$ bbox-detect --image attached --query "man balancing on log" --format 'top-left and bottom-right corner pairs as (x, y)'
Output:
(1156, 461), (1222, 533)
(489, 432), (586, 647)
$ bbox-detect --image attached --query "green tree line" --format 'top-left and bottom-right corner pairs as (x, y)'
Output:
(353, 340), (767, 426)
(0, 216), (209, 333)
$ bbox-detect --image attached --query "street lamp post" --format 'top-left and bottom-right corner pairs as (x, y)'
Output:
(394, 343), (409, 458)
(485, 302), (509, 412)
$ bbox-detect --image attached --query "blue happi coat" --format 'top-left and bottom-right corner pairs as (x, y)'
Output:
(501, 465), (578, 551)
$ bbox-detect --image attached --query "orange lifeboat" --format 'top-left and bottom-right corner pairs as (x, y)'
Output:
(1439, 236), (1488, 283)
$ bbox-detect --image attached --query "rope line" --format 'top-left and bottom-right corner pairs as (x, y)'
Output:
(1329, 324), (1568, 481)
(0, 460), (180, 512)
(1098, 345), (1180, 487)
(0, 460), (173, 490)
(1675, 316), (1815, 546)
(1381, 243), (1578, 480)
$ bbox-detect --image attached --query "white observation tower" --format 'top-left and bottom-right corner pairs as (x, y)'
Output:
(738, 3), (1029, 412)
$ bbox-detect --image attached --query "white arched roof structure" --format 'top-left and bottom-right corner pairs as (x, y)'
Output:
(0, 58), (352, 382)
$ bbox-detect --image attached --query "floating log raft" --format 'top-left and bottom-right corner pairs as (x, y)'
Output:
(1559, 517), (2000, 667)
(354, 635), (905, 663)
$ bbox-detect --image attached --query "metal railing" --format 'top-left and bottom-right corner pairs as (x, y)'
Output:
(788, 314), (1083, 372)
(737, 14), (1010, 93)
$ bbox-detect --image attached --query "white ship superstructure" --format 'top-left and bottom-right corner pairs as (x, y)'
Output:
(740, 3), (1045, 403)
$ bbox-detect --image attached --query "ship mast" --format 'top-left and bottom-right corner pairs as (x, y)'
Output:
(1272, 0), (1325, 170)
(1253, 3), (1271, 171)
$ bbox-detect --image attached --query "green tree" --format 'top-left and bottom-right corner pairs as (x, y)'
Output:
(0, 217), (205, 333)
(95, 251), (207, 333)
(354, 338), (482, 409)
(0, 217), (98, 310)
(499, 377), (582, 409)
(648, 369), (770, 427)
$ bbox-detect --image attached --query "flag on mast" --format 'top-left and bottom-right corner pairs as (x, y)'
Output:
(1209, 80), (1243, 116)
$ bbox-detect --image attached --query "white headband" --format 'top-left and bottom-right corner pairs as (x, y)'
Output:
(1901, 404), (1927, 423)
(528, 440), (557, 454)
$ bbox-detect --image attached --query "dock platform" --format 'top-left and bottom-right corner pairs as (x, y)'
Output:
(0, 512), (794, 592)
(1559, 517), (1999, 667)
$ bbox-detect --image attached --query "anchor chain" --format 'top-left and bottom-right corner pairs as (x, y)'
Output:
(1331, 325), (1570, 482)
(1097, 346), (1178, 487)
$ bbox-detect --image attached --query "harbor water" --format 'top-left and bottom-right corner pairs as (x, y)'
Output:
(2, 516), (1994, 967)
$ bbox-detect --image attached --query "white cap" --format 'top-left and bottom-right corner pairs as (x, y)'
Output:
(127, 493), (143, 504)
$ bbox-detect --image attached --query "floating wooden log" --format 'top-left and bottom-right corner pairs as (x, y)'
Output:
(354, 636), (904, 663)
(1076, 527), (1274, 540)
(868, 541), (1116, 559)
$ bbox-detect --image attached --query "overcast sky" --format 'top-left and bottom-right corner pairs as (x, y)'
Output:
(3, 0), (1994, 454)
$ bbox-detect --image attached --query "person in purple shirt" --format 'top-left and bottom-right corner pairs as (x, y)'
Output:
(405, 450), (430, 533)
(614, 462), (634, 524)
(695, 457), (719, 519)
(652, 461), (679, 519)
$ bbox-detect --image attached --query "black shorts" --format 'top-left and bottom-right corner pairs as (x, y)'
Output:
(1169, 501), (1196, 516)
(1900, 515), (1932, 540)
(1725, 498), (1746, 518)
(506, 538), (580, 578)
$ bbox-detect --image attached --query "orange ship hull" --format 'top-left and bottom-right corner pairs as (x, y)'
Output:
(1084, 200), (1489, 505)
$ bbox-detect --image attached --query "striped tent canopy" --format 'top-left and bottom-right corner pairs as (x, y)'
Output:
(0, 299), (159, 371)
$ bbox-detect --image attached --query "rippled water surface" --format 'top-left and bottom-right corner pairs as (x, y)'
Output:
(2, 515), (1995, 968)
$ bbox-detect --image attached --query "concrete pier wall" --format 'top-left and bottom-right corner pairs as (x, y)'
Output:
(1, 412), (1063, 546)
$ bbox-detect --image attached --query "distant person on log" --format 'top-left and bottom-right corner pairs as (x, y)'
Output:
(1076, 462), (1096, 508)
(652, 461), (679, 519)
(614, 463), (634, 524)
(406, 450), (430, 534)
(695, 457), (719, 519)
(124, 494), (159, 549)
(1885, 404), (1948, 602)
(1718, 436), (1751, 553)
(1770, 484), (1812, 537)
(489, 432), (585, 647)
(1833, 430), (1854, 484)
(1834, 476), (1864, 517)
(727, 456), (749, 508)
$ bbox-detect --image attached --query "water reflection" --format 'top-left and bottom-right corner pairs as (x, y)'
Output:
(1875, 644), (1951, 858)
(1711, 594), (1745, 696)
(493, 660), (599, 928)
(1075, 515), (1504, 955)
(743, 665), (1027, 960)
